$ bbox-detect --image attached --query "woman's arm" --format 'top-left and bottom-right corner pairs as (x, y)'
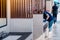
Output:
(46, 14), (50, 20)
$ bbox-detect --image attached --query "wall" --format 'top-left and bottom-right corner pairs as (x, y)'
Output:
(0, 0), (33, 32)
(9, 0), (33, 32)
(57, 0), (60, 21)
(0, 18), (6, 26)
(46, 0), (54, 13)
(0, 0), (10, 33)
(0, 18), (7, 33)
(46, 1), (52, 13)
(10, 19), (33, 32)
(33, 14), (43, 40)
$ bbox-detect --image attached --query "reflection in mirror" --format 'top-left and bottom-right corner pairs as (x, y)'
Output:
(0, 0), (7, 28)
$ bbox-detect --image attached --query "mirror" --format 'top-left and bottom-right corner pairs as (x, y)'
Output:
(0, 0), (7, 28)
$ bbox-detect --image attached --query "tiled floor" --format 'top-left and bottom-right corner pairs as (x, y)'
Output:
(3, 35), (21, 40)
(48, 21), (60, 40)
(47, 13), (60, 40)
(1, 32), (32, 40)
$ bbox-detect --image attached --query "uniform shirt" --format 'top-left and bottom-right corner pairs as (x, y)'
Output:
(43, 11), (53, 22)
(52, 5), (58, 14)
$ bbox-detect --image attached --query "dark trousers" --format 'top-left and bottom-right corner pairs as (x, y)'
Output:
(53, 11), (58, 24)
(53, 13), (57, 24)
(49, 20), (53, 31)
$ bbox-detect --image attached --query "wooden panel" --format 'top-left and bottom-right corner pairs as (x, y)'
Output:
(11, 0), (33, 18)
(2, 0), (7, 18)
(0, 0), (1, 18)
(0, 0), (7, 18)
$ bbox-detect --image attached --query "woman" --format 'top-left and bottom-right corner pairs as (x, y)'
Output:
(43, 10), (54, 31)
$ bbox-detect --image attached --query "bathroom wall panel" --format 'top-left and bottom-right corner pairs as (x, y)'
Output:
(2, 0), (7, 18)
(10, 0), (33, 18)
(0, 0), (7, 18)
(0, 0), (1, 18)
